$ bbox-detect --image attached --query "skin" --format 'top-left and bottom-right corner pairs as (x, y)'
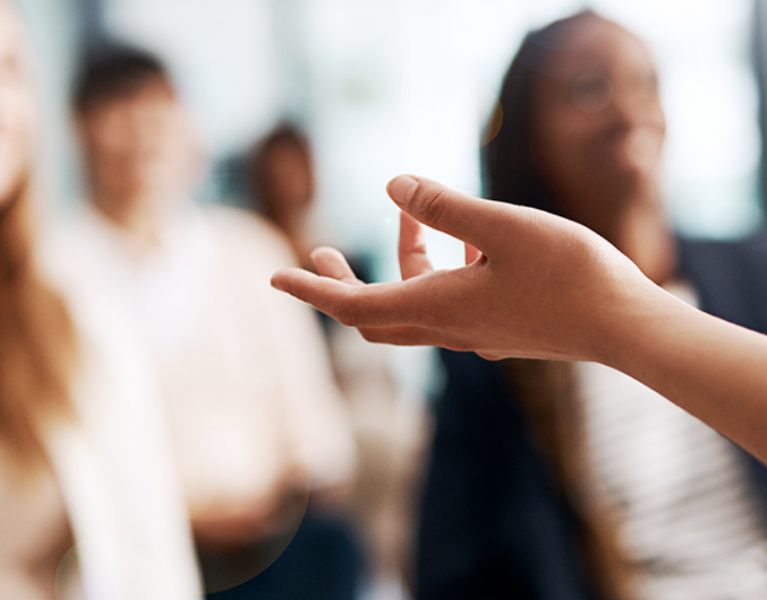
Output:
(258, 139), (317, 270)
(259, 139), (315, 233)
(531, 17), (675, 285)
(0, 0), (34, 210)
(272, 175), (767, 467)
(76, 77), (202, 249)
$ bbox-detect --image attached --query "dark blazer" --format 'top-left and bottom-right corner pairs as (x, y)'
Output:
(416, 231), (767, 600)
(678, 231), (767, 511)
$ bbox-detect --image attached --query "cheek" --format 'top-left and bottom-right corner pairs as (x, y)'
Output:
(535, 106), (596, 179)
(6, 90), (34, 151)
(99, 113), (135, 155)
(0, 94), (35, 199)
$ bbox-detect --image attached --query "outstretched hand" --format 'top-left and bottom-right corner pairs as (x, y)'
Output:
(273, 175), (767, 467)
(271, 176), (662, 363)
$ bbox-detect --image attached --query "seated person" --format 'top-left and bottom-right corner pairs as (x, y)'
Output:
(58, 46), (360, 598)
(248, 123), (427, 597)
(417, 11), (767, 600)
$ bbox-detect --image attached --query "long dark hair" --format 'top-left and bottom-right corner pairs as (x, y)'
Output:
(483, 11), (637, 600)
(483, 10), (600, 214)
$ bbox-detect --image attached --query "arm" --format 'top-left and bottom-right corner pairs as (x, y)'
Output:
(272, 176), (767, 464)
(608, 298), (767, 465)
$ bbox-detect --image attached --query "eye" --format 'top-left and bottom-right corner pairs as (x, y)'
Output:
(571, 72), (612, 113)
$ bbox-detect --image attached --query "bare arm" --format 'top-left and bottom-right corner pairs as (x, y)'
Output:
(272, 176), (767, 463)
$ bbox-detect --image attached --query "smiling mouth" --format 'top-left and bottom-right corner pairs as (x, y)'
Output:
(601, 129), (662, 170)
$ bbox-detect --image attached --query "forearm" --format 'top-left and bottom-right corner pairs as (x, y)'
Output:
(600, 287), (767, 463)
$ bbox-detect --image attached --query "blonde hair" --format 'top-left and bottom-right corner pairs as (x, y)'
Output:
(0, 177), (76, 468)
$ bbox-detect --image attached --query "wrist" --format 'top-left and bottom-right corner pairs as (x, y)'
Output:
(588, 280), (677, 372)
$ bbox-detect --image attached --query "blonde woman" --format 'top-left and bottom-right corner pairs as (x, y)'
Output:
(0, 2), (201, 598)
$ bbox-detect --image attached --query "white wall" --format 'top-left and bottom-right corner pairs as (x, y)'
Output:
(104, 0), (281, 156)
(15, 0), (80, 208)
(16, 0), (762, 402)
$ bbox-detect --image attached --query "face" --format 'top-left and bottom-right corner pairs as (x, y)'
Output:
(531, 19), (666, 236)
(0, 2), (35, 210)
(79, 76), (202, 219)
(260, 140), (314, 223)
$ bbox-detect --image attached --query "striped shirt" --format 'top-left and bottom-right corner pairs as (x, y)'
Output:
(578, 283), (767, 600)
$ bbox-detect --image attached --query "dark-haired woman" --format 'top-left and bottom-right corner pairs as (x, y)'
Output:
(417, 11), (767, 600)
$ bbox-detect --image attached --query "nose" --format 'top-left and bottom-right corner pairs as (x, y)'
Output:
(609, 87), (641, 128)
(607, 75), (662, 130)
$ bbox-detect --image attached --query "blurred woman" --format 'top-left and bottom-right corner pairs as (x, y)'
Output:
(249, 124), (428, 599)
(248, 124), (318, 271)
(0, 3), (200, 599)
(418, 10), (767, 600)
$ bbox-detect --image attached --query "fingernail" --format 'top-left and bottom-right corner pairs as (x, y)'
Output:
(270, 273), (285, 292)
(387, 175), (418, 207)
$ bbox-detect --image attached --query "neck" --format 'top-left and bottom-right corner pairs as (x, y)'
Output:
(616, 199), (677, 286)
(90, 188), (167, 251)
(268, 211), (316, 270)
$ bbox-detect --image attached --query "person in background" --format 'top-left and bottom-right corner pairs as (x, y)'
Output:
(0, 3), (201, 598)
(248, 125), (318, 271)
(247, 124), (428, 599)
(58, 46), (360, 599)
(417, 10), (767, 600)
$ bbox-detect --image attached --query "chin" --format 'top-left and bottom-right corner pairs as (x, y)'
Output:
(0, 173), (22, 208)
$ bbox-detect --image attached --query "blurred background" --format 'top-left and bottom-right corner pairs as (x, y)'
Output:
(19, 0), (767, 399)
(15, 1), (767, 597)
(23, 0), (767, 257)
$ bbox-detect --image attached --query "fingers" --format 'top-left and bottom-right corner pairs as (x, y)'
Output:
(272, 269), (417, 328)
(273, 264), (476, 329)
(399, 211), (434, 280)
(272, 267), (342, 301)
(358, 325), (457, 349)
(311, 247), (363, 285)
(465, 243), (482, 265)
(387, 176), (508, 254)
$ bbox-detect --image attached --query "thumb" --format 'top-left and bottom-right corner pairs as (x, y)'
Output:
(386, 175), (507, 254)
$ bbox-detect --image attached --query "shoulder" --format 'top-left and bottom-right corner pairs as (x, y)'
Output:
(678, 230), (767, 274)
(200, 205), (292, 253)
(678, 231), (767, 332)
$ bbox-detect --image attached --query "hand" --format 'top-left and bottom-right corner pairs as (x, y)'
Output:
(273, 176), (767, 467)
(271, 176), (660, 363)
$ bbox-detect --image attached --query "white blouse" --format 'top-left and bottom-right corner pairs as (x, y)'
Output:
(0, 244), (205, 600)
(50, 204), (356, 524)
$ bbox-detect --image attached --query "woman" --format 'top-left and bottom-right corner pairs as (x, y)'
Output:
(273, 11), (767, 591)
(247, 123), (418, 600)
(248, 124), (319, 271)
(0, 3), (200, 598)
(416, 11), (767, 600)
